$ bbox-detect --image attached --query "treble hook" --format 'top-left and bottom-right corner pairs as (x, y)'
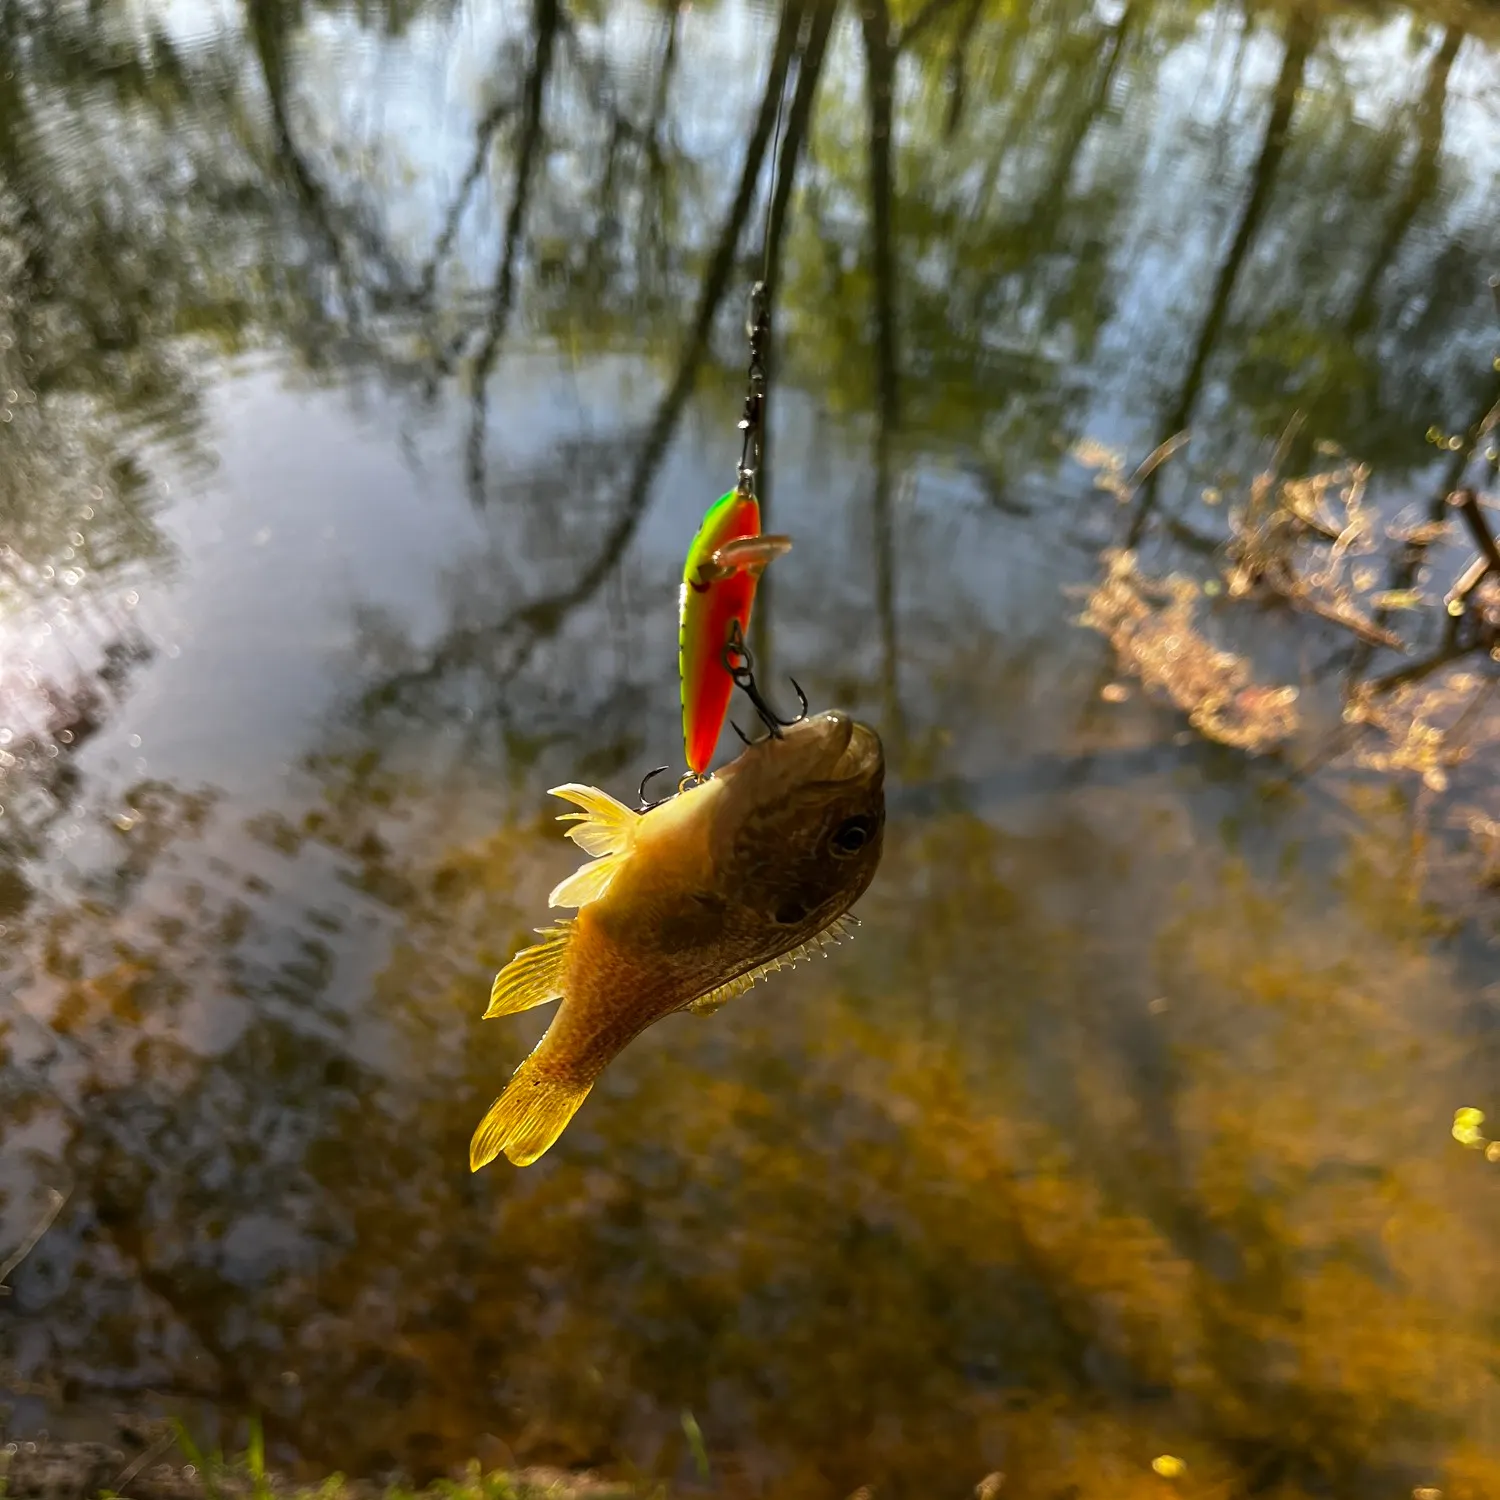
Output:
(723, 621), (808, 744)
(639, 766), (713, 812)
(638, 765), (672, 810)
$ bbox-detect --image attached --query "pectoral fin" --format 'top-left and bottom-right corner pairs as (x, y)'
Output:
(549, 783), (640, 857)
(484, 925), (572, 1019)
(548, 855), (623, 909)
(545, 783), (641, 909)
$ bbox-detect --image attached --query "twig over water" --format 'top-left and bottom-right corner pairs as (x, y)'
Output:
(0, 1186), (67, 1293)
(1450, 488), (1500, 576)
(113, 1429), (181, 1498)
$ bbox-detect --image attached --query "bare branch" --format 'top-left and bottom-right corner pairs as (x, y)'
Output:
(0, 1187), (67, 1294)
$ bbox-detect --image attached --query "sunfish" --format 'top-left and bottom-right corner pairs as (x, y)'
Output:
(470, 710), (886, 1170)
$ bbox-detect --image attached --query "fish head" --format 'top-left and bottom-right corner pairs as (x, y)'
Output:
(708, 710), (886, 937)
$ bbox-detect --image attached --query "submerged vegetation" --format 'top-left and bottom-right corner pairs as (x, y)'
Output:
(1075, 353), (1500, 917)
(1079, 547), (1304, 753)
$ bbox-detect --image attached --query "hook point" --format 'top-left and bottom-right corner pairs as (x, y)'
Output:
(637, 765), (672, 810)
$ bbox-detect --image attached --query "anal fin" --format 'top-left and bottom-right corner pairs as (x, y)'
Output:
(484, 924), (572, 1019)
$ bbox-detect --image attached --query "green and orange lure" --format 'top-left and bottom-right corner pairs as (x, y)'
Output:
(677, 487), (792, 776)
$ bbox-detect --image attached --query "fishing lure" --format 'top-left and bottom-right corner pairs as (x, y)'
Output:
(677, 488), (791, 776)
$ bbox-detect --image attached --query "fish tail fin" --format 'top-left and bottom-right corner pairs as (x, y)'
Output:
(470, 1052), (595, 1170)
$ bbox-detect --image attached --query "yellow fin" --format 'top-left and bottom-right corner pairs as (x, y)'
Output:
(548, 783), (640, 858)
(548, 854), (623, 909)
(687, 913), (860, 1016)
(687, 975), (753, 1016)
(470, 1052), (594, 1169)
(545, 783), (638, 909)
(484, 924), (572, 1019)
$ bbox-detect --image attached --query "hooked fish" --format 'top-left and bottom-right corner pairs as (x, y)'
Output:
(470, 709), (885, 1170)
(679, 487), (793, 776)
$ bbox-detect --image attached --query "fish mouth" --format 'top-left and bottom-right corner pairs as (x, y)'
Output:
(718, 710), (884, 788)
(825, 713), (884, 783)
(803, 709), (855, 762)
(767, 710), (883, 782)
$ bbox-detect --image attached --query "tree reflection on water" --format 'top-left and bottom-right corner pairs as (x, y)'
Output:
(1, 0), (1499, 1495)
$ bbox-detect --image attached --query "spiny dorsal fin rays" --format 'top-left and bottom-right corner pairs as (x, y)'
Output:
(686, 912), (861, 1016)
(545, 782), (642, 910)
(484, 924), (573, 1019)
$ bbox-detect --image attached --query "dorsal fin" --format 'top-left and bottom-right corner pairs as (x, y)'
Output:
(686, 913), (860, 1016)
(484, 924), (573, 1018)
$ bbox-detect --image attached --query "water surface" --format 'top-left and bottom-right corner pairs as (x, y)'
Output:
(3, 0), (1500, 1495)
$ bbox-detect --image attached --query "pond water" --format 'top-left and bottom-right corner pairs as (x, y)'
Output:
(2, 0), (1500, 1495)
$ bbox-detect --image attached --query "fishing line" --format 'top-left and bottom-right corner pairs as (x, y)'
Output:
(654, 19), (808, 813)
(736, 25), (800, 499)
(761, 38), (796, 288)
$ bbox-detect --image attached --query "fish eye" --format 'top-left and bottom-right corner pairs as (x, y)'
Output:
(830, 816), (873, 857)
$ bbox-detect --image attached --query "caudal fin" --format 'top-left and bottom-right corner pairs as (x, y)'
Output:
(469, 1055), (594, 1170)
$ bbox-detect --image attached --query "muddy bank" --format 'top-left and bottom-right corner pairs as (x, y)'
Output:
(0, 1434), (640, 1500)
